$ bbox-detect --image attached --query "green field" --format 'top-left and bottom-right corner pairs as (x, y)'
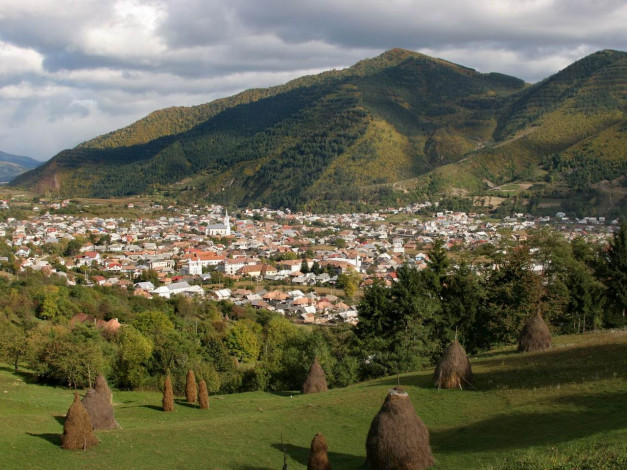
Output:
(1, 331), (626, 469)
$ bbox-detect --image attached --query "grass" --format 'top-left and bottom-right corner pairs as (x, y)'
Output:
(1, 330), (626, 469)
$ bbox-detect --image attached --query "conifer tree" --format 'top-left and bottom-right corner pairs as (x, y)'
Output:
(602, 222), (627, 326)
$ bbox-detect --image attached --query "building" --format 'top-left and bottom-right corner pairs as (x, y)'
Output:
(206, 210), (231, 237)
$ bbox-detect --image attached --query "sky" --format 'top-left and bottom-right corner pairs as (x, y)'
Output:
(0, 0), (625, 161)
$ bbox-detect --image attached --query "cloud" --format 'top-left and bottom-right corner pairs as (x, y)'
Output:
(0, 0), (625, 159)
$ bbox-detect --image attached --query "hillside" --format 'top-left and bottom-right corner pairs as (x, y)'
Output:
(418, 49), (627, 216)
(11, 49), (627, 214)
(1, 331), (625, 469)
(0, 151), (41, 183)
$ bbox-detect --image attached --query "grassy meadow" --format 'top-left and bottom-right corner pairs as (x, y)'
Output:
(1, 330), (626, 469)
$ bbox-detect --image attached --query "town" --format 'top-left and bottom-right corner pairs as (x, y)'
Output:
(0, 195), (619, 327)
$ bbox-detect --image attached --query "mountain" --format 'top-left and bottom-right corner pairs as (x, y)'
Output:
(11, 49), (627, 215)
(0, 151), (41, 183)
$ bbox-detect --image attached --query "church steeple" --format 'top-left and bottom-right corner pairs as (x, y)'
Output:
(224, 209), (231, 236)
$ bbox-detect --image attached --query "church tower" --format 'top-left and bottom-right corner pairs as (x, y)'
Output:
(224, 209), (231, 236)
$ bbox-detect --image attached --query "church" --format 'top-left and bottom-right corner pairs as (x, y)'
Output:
(205, 210), (231, 237)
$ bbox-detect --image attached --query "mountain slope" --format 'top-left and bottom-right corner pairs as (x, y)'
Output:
(11, 49), (626, 214)
(0, 151), (41, 183)
(414, 50), (627, 215)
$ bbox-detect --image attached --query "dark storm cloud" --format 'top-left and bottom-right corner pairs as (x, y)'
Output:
(232, 0), (627, 56)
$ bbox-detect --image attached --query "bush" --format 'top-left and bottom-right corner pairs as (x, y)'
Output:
(193, 361), (221, 394)
(241, 365), (270, 392)
(218, 370), (243, 394)
(330, 356), (360, 387)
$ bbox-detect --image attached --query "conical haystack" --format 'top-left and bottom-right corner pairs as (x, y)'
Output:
(198, 379), (209, 409)
(518, 313), (551, 352)
(366, 387), (434, 470)
(302, 357), (327, 394)
(94, 374), (113, 404)
(61, 392), (99, 450)
(433, 340), (473, 390)
(308, 432), (332, 470)
(82, 389), (116, 430)
(162, 374), (174, 412)
(185, 370), (197, 404)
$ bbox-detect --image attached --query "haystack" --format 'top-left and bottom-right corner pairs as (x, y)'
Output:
(518, 313), (551, 352)
(366, 387), (434, 470)
(94, 374), (113, 404)
(82, 389), (116, 430)
(302, 357), (327, 394)
(308, 432), (331, 470)
(185, 370), (197, 403)
(198, 379), (209, 409)
(61, 392), (99, 450)
(162, 374), (174, 412)
(433, 340), (473, 390)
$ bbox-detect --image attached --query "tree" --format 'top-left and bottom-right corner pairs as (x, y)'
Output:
(356, 280), (392, 339)
(356, 266), (443, 378)
(113, 325), (153, 389)
(63, 238), (83, 257)
(36, 285), (77, 322)
(149, 329), (197, 377)
(565, 262), (605, 333)
(300, 258), (310, 274)
(35, 324), (109, 388)
(478, 246), (543, 348)
(334, 238), (347, 249)
(311, 260), (322, 274)
(424, 238), (450, 296)
(37, 285), (61, 321)
(133, 310), (174, 336)
(442, 262), (484, 352)
(0, 319), (35, 372)
(204, 336), (235, 372)
(137, 269), (161, 287)
(600, 223), (627, 327)
(225, 320), (261, 362)
(337, 269), (361, 299)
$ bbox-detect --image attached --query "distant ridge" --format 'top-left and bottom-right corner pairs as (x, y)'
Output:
(11, 49), (627, 215)
(0, 151), (41, 183)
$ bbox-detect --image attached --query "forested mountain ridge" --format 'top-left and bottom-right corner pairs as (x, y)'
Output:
(11, 49), (627, 214)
